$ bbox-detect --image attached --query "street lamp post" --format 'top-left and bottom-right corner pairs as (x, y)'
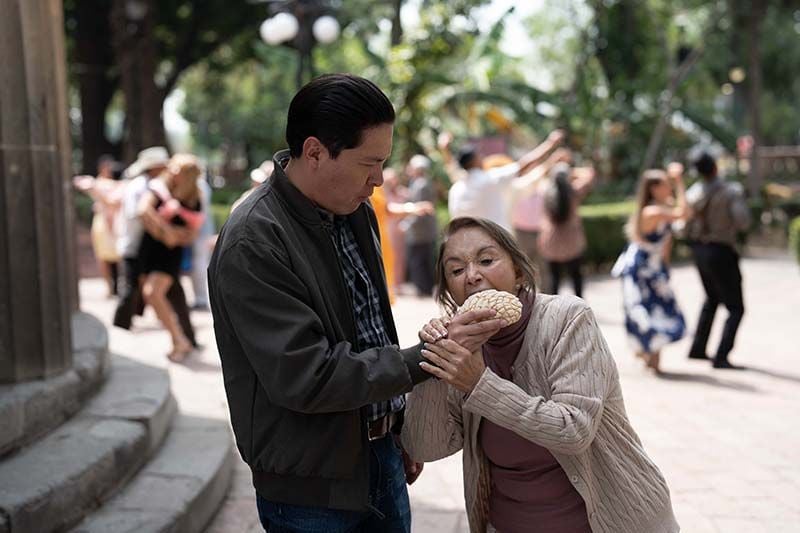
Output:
(259, 0), (340, 89)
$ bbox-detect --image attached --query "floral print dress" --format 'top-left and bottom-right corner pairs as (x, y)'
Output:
(615, 225), (686, 353)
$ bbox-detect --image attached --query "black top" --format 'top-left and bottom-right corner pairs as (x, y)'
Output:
(138, 188), (200, 277)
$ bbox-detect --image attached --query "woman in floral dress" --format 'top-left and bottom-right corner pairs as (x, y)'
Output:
(615, 163), (689, 373)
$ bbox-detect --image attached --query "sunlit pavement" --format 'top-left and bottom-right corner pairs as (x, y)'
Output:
(78, 248), (800, 532)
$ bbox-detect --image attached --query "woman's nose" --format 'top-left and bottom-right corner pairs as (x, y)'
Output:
(465, 263), (482, 283)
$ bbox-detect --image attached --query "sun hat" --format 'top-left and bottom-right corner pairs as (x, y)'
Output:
(124, 146), (170, 178)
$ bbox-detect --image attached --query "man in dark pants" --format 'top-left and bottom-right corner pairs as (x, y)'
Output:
(112, 147), (198, 347)
(685, 153), (751, 369)
(208, 74), (505, 532)
(402, 155), (438, 296)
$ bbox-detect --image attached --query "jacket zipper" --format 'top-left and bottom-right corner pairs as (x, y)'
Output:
(319, 219), (359, 349)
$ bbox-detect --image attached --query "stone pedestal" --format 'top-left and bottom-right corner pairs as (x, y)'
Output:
(0, 0), (75, 383)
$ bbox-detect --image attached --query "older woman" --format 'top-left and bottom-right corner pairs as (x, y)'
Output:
(402, 216), (679, 533)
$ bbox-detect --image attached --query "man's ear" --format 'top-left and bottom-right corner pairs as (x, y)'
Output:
(302, 137), (328, 169)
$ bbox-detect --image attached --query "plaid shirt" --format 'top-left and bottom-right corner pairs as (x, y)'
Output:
(322, 211), (405, 421)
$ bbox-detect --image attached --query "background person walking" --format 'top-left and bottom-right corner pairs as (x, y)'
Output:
(538, 161), (596, 298)
(73, 155), (124, 297)
(685, 152), (751, 369)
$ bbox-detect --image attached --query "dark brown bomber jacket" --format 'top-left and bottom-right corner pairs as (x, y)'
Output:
(208, 150), (429, 511)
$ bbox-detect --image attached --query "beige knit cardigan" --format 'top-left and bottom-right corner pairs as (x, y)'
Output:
(402, 294), (679, 533)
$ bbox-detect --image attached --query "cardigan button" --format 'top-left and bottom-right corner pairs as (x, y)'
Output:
(571, 475), (579, 484)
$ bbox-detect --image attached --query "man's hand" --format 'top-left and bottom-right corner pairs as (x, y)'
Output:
(171, 227), (196, 247)
(396, 439), (424, 485)
(413, 201), (435, 216)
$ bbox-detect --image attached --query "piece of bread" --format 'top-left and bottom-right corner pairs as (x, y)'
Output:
(455, 289), (522, 324)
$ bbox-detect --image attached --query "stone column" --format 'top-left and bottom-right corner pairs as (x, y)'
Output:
(0, 0), (75, 383)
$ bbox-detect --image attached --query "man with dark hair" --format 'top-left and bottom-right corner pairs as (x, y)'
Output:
(208, 74), (504, 531)
(685, 152), (751, 369)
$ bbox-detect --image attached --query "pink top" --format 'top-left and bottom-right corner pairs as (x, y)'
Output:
(537, 179), (592, 262)
(512, 189), (546, 232)
(480, 291), (591, 533)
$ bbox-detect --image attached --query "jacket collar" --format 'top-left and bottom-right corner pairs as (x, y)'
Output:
(271, 149), (330, 226)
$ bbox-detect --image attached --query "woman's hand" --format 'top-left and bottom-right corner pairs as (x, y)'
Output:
(419, 309), (505, 352)
(446, 309), (507, 353)
(419, 317), (450, 343)
(420, 339), (485, 394)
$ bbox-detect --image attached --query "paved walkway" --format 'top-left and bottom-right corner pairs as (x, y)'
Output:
(77, 248), (800, 533)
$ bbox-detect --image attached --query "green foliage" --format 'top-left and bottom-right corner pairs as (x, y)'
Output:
(579, 201), (636, 218)
(180, 43), (297, 168)
(211, 187), (248, 207)
(73, 193), (94, 226)
(790, 216), (800, 266)
(211, 203), (233, 232)
(167, 0), (800, 192)
(579, 202), (635, 266)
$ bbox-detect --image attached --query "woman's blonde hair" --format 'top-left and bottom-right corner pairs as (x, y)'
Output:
(434, 216), (537, 315)
(625, 169), (668, 241)
(163, 153), (202, 205)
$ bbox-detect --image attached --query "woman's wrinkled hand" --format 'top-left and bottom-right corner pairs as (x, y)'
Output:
(419, 317), (450, 343)
(419, 308), (506, 352)
(420, 339), (485, 393)
(446, 309), (507, 354)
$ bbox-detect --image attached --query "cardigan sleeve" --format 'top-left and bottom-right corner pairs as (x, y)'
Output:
(401, 377), (466, 462)
(462, 304), (613, 455)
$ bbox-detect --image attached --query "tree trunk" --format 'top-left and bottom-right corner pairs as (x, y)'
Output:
(111, 0), (167, 163)
(74, 0), (117, 173)
(640, 47), (703, 174)
(390, 0), (403, 46)
(746, 0), (766, 197)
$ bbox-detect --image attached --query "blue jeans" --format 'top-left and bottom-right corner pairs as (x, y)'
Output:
(256, 435), (411, 533)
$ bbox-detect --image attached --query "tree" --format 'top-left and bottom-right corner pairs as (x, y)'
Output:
(65, 0), (264, 170)
(179, 43), (298, 183)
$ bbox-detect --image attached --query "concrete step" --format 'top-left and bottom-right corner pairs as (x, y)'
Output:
(0, 312), (110, 457)
(0, 355), (176, 533)
(71, 415), (234, 533)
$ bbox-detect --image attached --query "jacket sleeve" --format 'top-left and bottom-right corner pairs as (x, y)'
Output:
(215, 236), (429, 414)
(401, 378), (465, 462)
(462, 303), (613, 455)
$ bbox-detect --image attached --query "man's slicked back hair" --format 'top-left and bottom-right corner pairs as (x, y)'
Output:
(286, 73), (395, 159)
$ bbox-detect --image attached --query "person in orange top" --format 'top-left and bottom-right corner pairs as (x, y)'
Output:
(370, 186), (397, 303)
(372, 180), (435, 303)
